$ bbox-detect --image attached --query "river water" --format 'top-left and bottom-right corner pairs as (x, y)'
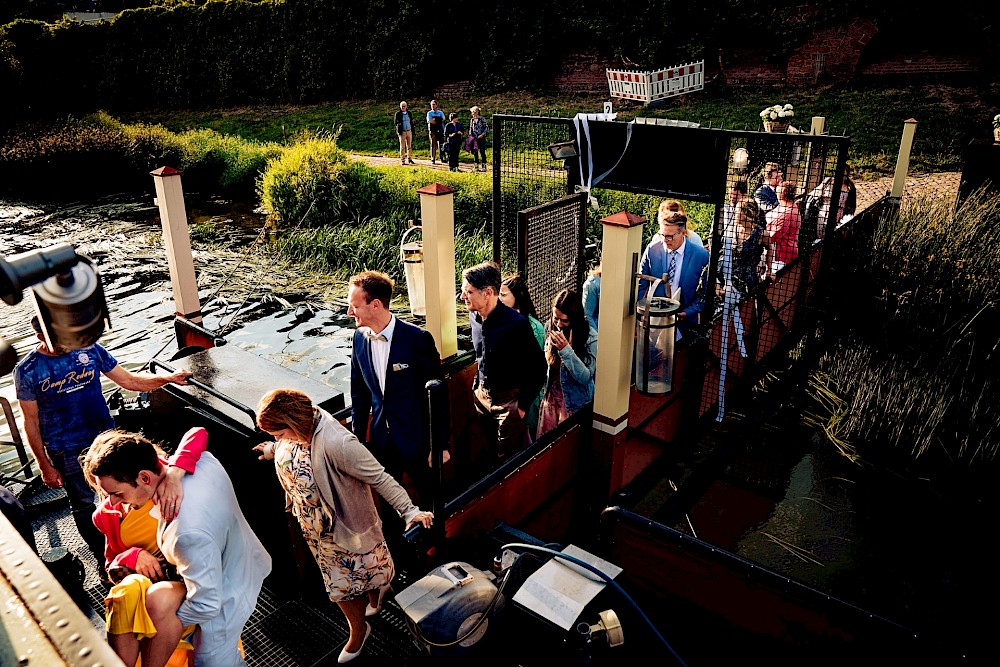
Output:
(0, 194), (358, 474)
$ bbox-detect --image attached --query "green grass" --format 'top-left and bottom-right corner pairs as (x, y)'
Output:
(122, 83), (998, 179)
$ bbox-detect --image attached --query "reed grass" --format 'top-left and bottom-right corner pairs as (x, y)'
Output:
(808, 189), (1000, 464)
(273, 211), (491, 284)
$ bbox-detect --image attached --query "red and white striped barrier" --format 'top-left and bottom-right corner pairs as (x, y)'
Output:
(606, 60), (704, 103)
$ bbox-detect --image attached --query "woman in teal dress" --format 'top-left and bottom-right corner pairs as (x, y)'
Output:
(499, 272), (545, 437)
(255, 388), (433, 664)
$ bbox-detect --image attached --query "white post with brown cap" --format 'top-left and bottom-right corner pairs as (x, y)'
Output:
(150, 166), (202, 324)
(592, 211), (645, 495)
(417, 183), (458, 359)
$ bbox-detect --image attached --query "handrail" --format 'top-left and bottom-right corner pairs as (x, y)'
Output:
(1, 396), (32, 474)
(148, 358), (260, 427)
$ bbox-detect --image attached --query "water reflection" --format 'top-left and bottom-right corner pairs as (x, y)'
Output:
(0, 197), (356, 473)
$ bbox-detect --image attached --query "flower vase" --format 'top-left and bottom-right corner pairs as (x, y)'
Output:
(994, 127), (1000, 143)
(764, 120), (790, 133)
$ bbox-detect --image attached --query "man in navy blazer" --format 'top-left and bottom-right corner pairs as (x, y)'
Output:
(348, 271), (445, 503)
(637, 211), (711, 341)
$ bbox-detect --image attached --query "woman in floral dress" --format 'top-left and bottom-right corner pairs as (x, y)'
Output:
(255, 388), (433, 664)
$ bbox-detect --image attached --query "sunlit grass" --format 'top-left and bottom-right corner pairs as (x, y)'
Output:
(122, 82), (993, 177)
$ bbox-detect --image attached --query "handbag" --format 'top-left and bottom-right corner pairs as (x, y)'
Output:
(464, 135), (477, 153)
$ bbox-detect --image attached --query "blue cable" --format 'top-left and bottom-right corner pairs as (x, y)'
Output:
(501, 542), (688, 667)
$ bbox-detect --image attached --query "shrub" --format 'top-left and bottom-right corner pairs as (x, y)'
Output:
(178, 128), (281, 196)
(257, 130), (349, 227)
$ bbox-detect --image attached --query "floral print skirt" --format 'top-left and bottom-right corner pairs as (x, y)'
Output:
(305, 535), (395, 603)
(275, 439), (394, 603)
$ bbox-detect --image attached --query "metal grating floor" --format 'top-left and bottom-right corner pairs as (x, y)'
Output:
(29, 490), (431, 666)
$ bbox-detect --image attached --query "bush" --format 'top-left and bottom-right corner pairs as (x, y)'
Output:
(178, 128), (281, 197)
(0, 112), (280, 198)
(257, 131), (349, 227)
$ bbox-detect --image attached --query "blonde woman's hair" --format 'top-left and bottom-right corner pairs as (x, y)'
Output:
(470, 106), (481, 115)
(256, 388), (317, 446)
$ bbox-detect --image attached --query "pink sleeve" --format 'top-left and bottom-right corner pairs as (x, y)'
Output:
(93, 500), (135, 569)
(167, 427), (208, 474)
(111, 547), (144, 570)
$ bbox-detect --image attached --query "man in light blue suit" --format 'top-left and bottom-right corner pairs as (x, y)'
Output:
(348, 271), (445, 505)
(637, 211), (711, 341)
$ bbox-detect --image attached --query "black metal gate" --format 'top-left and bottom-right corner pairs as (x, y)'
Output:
(492, 114), (575, 271)
(516, 193), (588, 316)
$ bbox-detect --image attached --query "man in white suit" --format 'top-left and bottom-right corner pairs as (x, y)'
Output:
(86, 428), (271, 667)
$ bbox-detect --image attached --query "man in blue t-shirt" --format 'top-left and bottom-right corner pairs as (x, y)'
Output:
(427, 99), (447, 165)
(14, 316), (191, 561)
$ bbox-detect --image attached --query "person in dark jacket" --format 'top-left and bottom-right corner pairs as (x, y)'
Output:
(445, 113), (464, 172)
(462, 262), (546, 459)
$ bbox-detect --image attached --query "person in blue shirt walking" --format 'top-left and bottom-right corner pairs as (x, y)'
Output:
(426, 100), (447, 165)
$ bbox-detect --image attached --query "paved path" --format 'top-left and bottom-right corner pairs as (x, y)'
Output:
(356, 153), (485, 173)
(855, 171), (960, 209)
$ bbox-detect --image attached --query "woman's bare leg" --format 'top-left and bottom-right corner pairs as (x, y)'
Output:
(337, 596), (370, 653)
(140, 581), (186, 667)
(108, 631), (140, 666)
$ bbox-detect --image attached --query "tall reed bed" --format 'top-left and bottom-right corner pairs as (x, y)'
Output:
(812, 190), (1000, 463)
(275, 211), (490, 284)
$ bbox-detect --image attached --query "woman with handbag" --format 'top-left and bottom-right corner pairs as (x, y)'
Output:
(469, 106), (490, 172)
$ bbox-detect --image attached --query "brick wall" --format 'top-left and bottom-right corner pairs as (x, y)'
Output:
(551, 50), (617, 94)
(786, 17), (878, 85)
(861, 54), (980, 76)
(432, 18), (982, 95)
(433, 81), (472, 98)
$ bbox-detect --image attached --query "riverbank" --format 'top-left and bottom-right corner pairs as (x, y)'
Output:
(122, 82), (993, 177)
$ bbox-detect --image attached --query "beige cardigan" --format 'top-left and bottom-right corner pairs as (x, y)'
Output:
(284, 409), (421, 555)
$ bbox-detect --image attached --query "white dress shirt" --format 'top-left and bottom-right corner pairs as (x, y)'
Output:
(369, 315), (396, 394)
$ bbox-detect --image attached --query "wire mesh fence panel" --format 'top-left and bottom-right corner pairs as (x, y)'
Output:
(494, 115), (574, 272)
(518, 194), (588, 316)
(699, 131), (851, 422)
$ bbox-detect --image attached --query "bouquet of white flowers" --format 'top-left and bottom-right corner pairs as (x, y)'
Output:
(760, 104), (794, 132)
